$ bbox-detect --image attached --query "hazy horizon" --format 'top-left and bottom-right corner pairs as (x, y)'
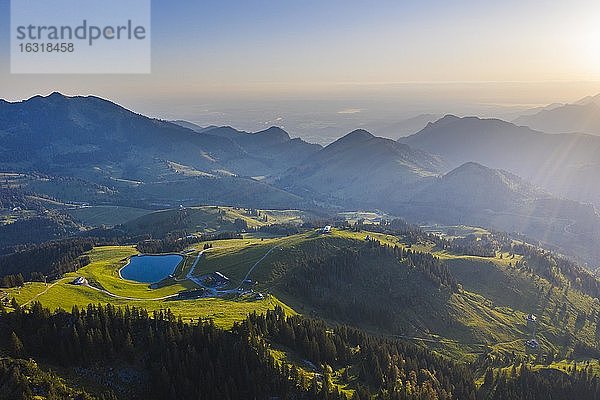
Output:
(4, 82), (600, 144)
(2, 0), (600, 142)
(5, 2), (600, 396)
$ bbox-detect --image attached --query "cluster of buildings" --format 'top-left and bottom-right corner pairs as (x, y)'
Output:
(319, 225), (332, 234)
(71, 276), (88, 286)
(200, 271), (230, 288)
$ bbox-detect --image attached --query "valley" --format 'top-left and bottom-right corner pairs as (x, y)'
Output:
(3, 217), (600, 398)
(2, 93), (600, 399)
(5, 1), (600, 397)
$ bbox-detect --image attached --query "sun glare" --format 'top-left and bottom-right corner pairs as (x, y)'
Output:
(579, 29), (600, 76)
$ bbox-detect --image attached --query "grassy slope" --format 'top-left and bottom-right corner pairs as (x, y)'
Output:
(4, 227), (600, 394)
(192, 233), (315, 286)
(193, 230), (394, 289)
(7, 245), (294, 329)
(120, 205), (310, 236)
(253, 228), (600, 394)
(190, 229), (600, 362)
(0, 357), (107, 399)
(450, 256), (600, 357)
(66, 205), (152, 226)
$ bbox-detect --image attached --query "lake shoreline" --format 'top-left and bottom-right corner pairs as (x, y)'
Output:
(119, 253), (184, 284)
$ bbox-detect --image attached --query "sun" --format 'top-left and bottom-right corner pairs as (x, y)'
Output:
(579, 29), (600, 75)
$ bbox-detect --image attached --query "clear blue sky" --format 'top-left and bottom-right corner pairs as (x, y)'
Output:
(1, 0), (600, 133)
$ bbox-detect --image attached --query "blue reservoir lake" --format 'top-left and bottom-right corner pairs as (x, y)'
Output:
(120, 254), (183, 283)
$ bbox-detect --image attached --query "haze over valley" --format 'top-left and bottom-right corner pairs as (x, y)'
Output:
(3, 1), (600, 399)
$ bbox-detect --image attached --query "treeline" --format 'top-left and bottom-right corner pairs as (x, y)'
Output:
(2, 302), (600, 399)
(514, 245), (600, 299)
(239, 307), (477, 399)
(0, 238), (93, 287)
(0, 186), (70, 213)
(281, 239), (457, 332)
(0, 358), (115, 400)
(353, 218), (429, 246)
(0, 188), (41, 211)
(359, 219), (503, 258)
(257, 223), (304, 236)
(374, 219), (600, 301)
(136, 231), (242, 253)
(0, 301), (481, 400)
(480, 364), (600, 400)
(0, 213), (80, 248)
(441, 235), (498, 257)
(0, 303), (338, 399)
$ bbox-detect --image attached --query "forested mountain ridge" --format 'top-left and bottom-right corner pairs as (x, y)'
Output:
(514, 94), (600, 135)
(3, 93), (600, 266)
(1, 300), (598, 399)
(3, 215), (600, 398)
(0, 93), (315, 213)
(276, 129), (446, 207)
(400, 114), (600, 206)
(177, 226), (600, 365)
(0, 302), (479, 399)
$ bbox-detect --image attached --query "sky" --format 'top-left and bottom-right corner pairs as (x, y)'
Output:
(1, 0), (600, 141)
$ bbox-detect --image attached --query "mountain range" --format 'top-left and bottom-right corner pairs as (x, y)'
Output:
(0, 92), (320, 180)
(2, 92), (600, 265)
(514, 94), (600, 135)
(400, 114), (600, 205)
(0, 93), (319, 209)
(395, 162), (600, 264)
(372, 113), (441, 139)
(277, 129), (445, 207)
(171, 121), (322, 176)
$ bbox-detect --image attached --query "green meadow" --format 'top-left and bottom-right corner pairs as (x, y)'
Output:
(4, 226), (600, 384)
(7, 244), (294, 329)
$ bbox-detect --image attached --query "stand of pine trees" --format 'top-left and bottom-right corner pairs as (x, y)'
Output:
(0, 238), (93, 287)
(0, 358), (116, 400)
(136, 231), (241, 254)
(238, 307), (477, 400)
(281, 239), (458, 332)
(0, 301), (478, 399)
(514, 246), (600, 299)
(1, 302), (599, 399)
(0, 303), (344, 399)
(480, 364), (600, 399)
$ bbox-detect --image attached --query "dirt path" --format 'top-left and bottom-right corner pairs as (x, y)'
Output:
(184, 245), (280, 296)
(238, 246), (280, 288)
(19, 245), (277, 304)
(21, 278), (70, 306)
(185, 249), (215, 293)
(82, 283), (180, 301)
(20, 276), (181, 304)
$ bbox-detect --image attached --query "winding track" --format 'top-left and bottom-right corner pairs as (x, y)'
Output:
(20, 244), (279, 304)
(238, 246), (280, 288)
(15, 243), (529, 355)
(82, 282), (180, 301)
(183, 245), (280, 296)
(21, 278), (70, 306)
